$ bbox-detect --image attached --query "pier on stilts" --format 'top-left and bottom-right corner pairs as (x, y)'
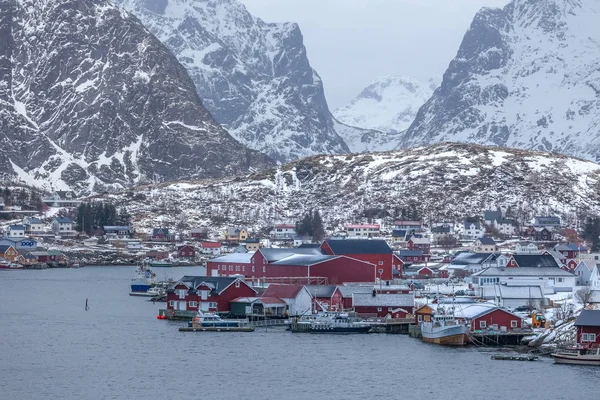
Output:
(368, 318), (414, 334)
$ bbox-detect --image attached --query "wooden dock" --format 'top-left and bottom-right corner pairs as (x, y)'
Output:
(158, 309), (196, 321)
(369, 318), (414, 334)
(469, 331), (533, 346)
(491, 354), (538, 361)
(179, 326), (255, 332)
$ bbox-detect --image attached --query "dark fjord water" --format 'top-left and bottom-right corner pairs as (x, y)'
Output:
(1, 266), (599, 400)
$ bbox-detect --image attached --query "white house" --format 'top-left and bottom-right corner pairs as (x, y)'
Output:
(483, 210), (503, 226)
(262, 284), (312, 316)
(463, 222), (483, 240)
(7, 225), (26, 238)
(51, 217), (75, 236)
(515, 242), (539, 254)
(481, 284), (546, 310)
(344, 224), (381, 238)
(494, 218), (517, 236)
(472, 267), (577, 295)
(574, 260), (596, 286)
(23, 217), (45, 234)
(269, 224), (297, 240)
(473, 237), (497, 253)
(200, 241), (222, 256)
(394, 220), (423, 231)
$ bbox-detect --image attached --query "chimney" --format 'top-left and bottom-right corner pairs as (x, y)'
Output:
(372, 288), (376, 297)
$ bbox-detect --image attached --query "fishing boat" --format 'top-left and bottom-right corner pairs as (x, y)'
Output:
(551, 345), (600, 366)
(149, 259), (173, 267)
(188, 312), (248, 328)
(421, 314), (470, 346)
(130, 265), (156, 294)
(290, 312), (372, 334)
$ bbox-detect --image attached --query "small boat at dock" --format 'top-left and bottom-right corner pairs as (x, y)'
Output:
(188, 312), (249, 328)
(149, 259), (173, 267)
(552, 345), (600, 366)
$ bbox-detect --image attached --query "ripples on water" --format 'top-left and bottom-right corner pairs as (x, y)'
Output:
(1, 267), (599, 400)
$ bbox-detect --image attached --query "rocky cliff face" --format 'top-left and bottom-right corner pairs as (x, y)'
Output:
(400, 0), (600, 162)
(118, 0), (362, 162)
(0, 0), (271, 193)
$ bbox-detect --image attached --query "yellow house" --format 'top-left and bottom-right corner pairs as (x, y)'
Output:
(0, 245), (18, 262)
(225, 227), (248, 242)
(473, 237), (498, 253)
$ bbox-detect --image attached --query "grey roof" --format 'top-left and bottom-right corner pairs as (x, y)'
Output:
(473, 267), (574, 277)
(0, 245), (13, 253)
(494, 285), (544, 300)
(271, 254), (338, 266)
(54, 217), (73, 223)
(26, 218), (42, 224)
(431, 226), (451, 233)
(352, 293), (414, 308)
(297, 243), (321, 249)
(211, 253), (253, 263)
(392, 229), (407, 238)
(324, 239), (392, 254)
(176, 276), (256, 295)
(260, 247), (323, 262)
(477, 237), (496, 245)
(555, 243), (587, 252)
(152, 228), (170, 235)
(535, 216), (560, 225)
(451, 252), (494, 265)
(337, 285), (375, 298)
(496, 218), (515, 225)
(463, 221), (481, 229)
(399, 249), (423, 257)
(9, 225), (25, 230)
(512, 254), (559, 268)
(227, 227), (245, 235)
(484, 210), (502, 221)
(245, 238), (260, 243)
(305, 285), (338, 298)
(574, 310), (600, 327)
(103, 226), (130, 230)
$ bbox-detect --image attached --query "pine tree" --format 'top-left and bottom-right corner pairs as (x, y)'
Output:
(583, 217), (600, 252)
(312, 210), (325, 242)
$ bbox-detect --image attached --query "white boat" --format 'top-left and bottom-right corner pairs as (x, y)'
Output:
(421, 315), (470, 346)
(189, 312), (248, 328)
(290, 312), (372, 334)
(552, 346), (600, 366)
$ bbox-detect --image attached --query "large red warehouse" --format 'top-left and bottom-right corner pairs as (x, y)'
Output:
(321, 239), (402, 281)
(206, 247), (376, 284)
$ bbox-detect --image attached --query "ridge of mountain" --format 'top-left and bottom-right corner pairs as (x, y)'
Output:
(0, 0), (271, 193)
(400, 0), (600, 162)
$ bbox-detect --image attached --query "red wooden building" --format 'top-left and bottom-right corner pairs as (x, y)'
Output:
(414, 304), (435, 325)
(146, 250), (169, 260)
(177, 244), (196, 260)
(352, 292), (414, 318)
(554, 243), (586, 260)
(206, 248), (376, 284)
(321, 239), (401, 281)
(506, 254), (560, 268)
(166, 276), (256, 314)
(407, 237), (431, 252)
(456, 304), (523, 332)
(574, 310), (600, 346)
(306, 285), (343, 311)
(150, 228), (176, 242)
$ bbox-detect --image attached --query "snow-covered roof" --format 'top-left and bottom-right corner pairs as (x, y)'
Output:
(210, 253), (253, 263)
(353, 293), (414, 307)
(494, 285), (544, 300)
(473, 267), (574, 277)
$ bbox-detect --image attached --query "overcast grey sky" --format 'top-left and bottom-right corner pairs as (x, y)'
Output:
(241, 0), (509, 109)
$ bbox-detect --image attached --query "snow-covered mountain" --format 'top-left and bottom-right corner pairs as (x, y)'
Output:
(401, 0), (600, 162)
(118, 0), (374, 162)
(0, 0), (271, 193)
(334, 76), (438, 136)
(106, 143), (600, 233)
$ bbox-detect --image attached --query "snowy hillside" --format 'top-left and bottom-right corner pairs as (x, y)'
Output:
(401, 0), (600, 162)
(0, 0), (271, 193)
(334, 76), (438, 144)
(118, 0), (375, 162)
(103, 143), (600, 233)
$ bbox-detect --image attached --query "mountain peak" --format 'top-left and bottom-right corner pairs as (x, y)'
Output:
(334, 75), (439, 137)
(400, 0), (600, 162)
